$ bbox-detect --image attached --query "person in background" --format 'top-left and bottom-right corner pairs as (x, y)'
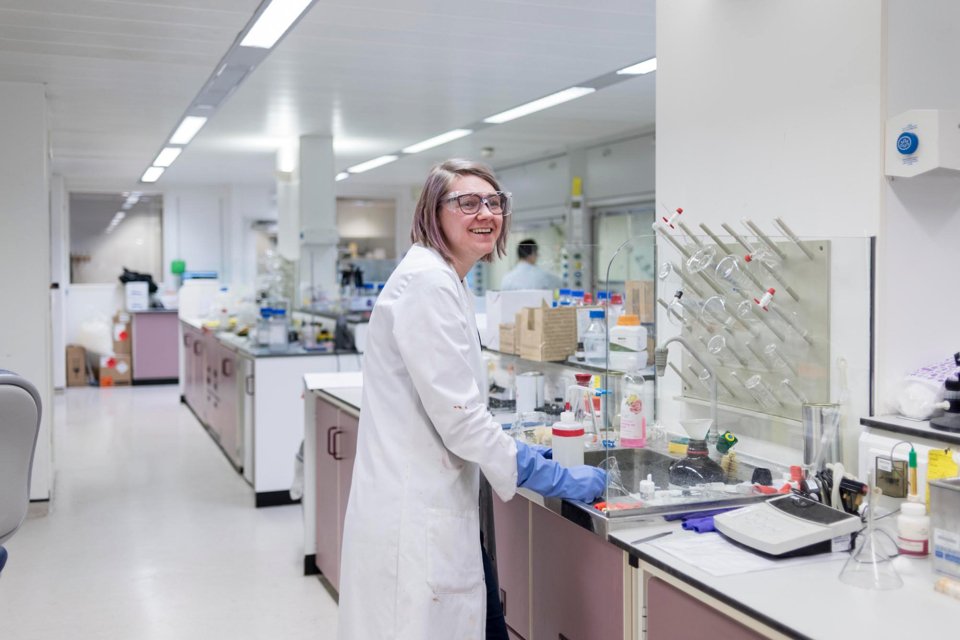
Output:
(499, 238), (563, 291)
(337, 159), (606, 640)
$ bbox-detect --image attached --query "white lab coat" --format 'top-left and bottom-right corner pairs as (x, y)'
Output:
(499, 260), (562, 291)
(337, 244), (518, 640)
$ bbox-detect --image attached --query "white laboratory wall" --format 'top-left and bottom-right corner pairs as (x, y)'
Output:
(162, 187), (226, 277)
(498, 155), (570, 223)
(875, 0), (960, 403)
(0, 82), (52, 500)
(50, 175), (68, 389)
(585, 133), (656, 205)
(223, 184), (276, 285)
(656, 1), (884, 469)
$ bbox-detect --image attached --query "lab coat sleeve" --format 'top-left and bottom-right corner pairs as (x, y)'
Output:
(392, 270), (518, 501)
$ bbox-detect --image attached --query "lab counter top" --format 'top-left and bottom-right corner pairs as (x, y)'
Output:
(608, 521), (957, 639)
(180, 317), (356, 359)
(132, 308), (179, 314)
(861, 414), (960, 447)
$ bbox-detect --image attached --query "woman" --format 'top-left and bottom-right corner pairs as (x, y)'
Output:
(337, 159), (606, 640)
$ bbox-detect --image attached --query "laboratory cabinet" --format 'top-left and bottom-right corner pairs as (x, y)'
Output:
(492, 495), (531, 639)
(180, 319), (355, 506)
(313, 395), (359, 591)
(645, 577), (766, 640)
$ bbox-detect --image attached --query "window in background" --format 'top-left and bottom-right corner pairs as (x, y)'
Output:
(69, 193), (163, 284)
(486, 218), (566, 291)
(592, 203), (656, 287)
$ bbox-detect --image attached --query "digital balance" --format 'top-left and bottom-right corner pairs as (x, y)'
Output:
(714, 493), (863, 557)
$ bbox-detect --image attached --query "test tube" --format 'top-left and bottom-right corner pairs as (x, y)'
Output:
(699, 295), (734, 331)
(780, 379), (809, 404)
(763, 343), (798, 376)
(744, 374), (781, 410)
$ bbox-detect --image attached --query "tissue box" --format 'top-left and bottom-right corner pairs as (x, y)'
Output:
(518, 303), (577, 362)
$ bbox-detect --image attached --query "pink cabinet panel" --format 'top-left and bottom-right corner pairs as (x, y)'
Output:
(531, 506), (624, 640)
(646, 577), (767, 640)
(132, 311), (179, 381)
(493, 494), (530, 639)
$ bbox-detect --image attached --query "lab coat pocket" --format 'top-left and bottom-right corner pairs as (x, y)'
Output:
(425, 507), (482, 594)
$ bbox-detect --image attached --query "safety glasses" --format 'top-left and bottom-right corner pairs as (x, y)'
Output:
(442, 191), (512, 216)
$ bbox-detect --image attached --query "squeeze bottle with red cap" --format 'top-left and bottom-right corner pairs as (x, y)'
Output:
(552, 411), (585, 468)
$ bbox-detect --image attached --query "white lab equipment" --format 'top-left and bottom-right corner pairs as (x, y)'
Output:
(608, 314), (647, 372)
(551, 411), (584, 468)
(715, 493), (862, 557)
(884, 109), (960, 178)
(125, 281), (149, 312)
(515, 371), (545, 416)
(897, 500), (930, 557)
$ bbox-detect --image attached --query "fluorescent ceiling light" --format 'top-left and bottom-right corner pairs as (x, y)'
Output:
(141, 167), (165, 183)
(241, 0), (313, 49)
(483, 87), (595, 124)
(347, 155), (399, 174)
(617, 57), (657, 75)
(402, 129), (473, 154)
(169, 116), (208, 145)
(153, 147), (182, 168)
(335, 172), (350, 181)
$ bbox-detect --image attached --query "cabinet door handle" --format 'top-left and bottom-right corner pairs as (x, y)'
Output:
(245, 374), (254, 395)
(222, 358), (233, 377)
(332, 429), (344, 460)
(193, 341), (202, 355)
(184, 334), (191, 347)
(326, 426), (337, 456)
(499, 588), (506, 616)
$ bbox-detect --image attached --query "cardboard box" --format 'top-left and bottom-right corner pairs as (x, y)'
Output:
(113, 312), (131, 354)
(66, 345), (87, 387)
(125, 281), (149, 312)
(625, 280), (655, 324)
(485, 290), (553, 350)
(518, 302), (577, 362)
(99, 354), (132, 387)
(498, 324), (516, 355)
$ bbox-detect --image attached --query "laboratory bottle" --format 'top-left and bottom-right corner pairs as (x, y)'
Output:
(583, 310), (607, 366)
(897, 500), (930, 557)
(269, 309), (289, 348)
(551, 411), (585, 468)
(571, 290), (585, 306)
(608, 293), (624, 327)
(608, 314), (647, 372)
(619, 375), (647, 448)
(558, 288), (572, 306)
(257, 308), (272, 346)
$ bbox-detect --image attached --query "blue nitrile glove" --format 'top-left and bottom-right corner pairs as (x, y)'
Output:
(515, 441), (606, 502)
(681, 516), (716, 534)
(527, 444), (553, 459)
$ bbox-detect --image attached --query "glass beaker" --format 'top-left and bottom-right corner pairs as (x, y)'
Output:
(715, 255), (754, 295)
(699, 295), (734, 331)
(801, 403), (842, 473)
(763, 343), (797, 376)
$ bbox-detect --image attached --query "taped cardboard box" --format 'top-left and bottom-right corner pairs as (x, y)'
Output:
(99, 354), (132, 387)
(485, 289), (553, 350)
(66, 345), (87, 387)
(518, 302), (577, 362)
(113, 311), (132, 354)
(498, 324), (516, 355)
(625, 280), (655, 324)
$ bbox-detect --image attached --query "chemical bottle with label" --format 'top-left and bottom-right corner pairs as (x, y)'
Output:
(619, 374), (648, 448)
(583, 310), (607, 366)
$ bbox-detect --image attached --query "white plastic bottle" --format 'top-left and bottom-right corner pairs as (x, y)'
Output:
(609, 314), (648, 371)
(551, 411), (584, 468)
(619, 375), (647, 448)
(583, 310), (607, 366)
(897, 500), (930, 557)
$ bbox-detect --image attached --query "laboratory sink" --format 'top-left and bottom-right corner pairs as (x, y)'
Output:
(556, 446), (772, 537)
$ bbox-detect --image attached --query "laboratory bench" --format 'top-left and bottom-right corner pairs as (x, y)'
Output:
(302, 379), (960, 639)
(179, 318), (361, 507)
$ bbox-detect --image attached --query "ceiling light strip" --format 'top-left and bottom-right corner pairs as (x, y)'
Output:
(617, 57), (657, 75)
(483, 87), (596, 124)
(241, 0), (314, 49)
(402, 129), (473, 154)
(347, 155), (399, 174)
(141, 167), (165, 183)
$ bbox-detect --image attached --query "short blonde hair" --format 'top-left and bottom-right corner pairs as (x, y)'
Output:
(410, 159), (510, 264)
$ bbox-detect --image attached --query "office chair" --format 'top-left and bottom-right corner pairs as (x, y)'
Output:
(0, 369), (42, 576)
